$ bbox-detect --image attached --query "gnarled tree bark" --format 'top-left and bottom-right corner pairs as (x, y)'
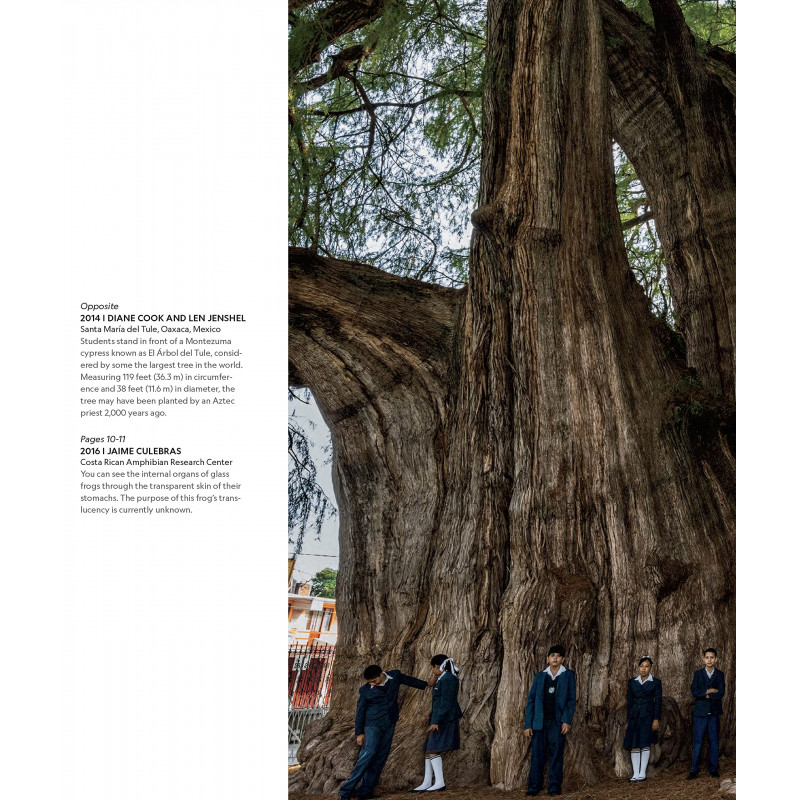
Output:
(289, 0), (734, 794)
(602, 0), (736, 411)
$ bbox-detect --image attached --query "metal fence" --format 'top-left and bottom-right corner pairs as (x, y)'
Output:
(288, 641), (336, 764)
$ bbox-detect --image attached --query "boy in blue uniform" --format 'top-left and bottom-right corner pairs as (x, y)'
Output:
(523, 645), (577, 797)
(687, 648), (725, 780)
(339, 664), (430, 799)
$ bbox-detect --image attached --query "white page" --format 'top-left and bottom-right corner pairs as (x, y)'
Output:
(2, 3), (284, 798)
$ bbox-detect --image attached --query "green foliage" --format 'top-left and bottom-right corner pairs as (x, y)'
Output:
(622, 1), (735, 51)
(614, 146), (673, 324)
(680, 0), (736, 50)
(289, 389), (337, 554)
(310, 567), (338, 598)
(289, 0), (485, 285)
(622, 0), (655, 24)
(289, 2), (733, 295)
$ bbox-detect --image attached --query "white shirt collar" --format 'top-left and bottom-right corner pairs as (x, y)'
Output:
(370, 673), (392, 688)
(635, 674), (654, 684)
(542, 664), (566, 678)
(705, 668), (715, 677)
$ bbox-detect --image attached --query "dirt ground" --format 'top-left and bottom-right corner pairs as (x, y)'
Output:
(289, 759), (735, 799)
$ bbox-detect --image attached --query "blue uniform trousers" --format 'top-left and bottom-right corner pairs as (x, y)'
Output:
(340, 722), (395, 798)
(690, 716), (719, 773)
(528, 720), (566, 794)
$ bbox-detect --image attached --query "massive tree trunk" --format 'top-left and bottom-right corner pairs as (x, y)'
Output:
(289, 0), (734, 794)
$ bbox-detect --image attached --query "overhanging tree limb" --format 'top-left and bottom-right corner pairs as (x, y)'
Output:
(621, 209), (654, 229)
(289, 247), (460, 401)
(308, 88), (482, 118)
(601, 0), (735, 406)
(289, 0), (391, 76)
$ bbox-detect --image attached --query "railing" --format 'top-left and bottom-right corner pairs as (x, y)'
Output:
(288, 641), (336, 764)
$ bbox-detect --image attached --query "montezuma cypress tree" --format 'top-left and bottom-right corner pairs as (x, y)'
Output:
(289, 0), (734, 791)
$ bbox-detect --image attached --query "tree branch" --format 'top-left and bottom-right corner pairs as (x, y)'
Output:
(297, 43), (375, 95)
(289, 0), (321, 12)
(601, 0), (735, 404)
(289, 0), (390, 76)
(648, 0), (709, 99)
(289, 248), (461, 403)
(621, 210), (654, 230)
(308, 87), (480, 118)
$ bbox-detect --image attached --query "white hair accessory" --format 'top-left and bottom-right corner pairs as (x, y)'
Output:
(440, 657), (460, 675)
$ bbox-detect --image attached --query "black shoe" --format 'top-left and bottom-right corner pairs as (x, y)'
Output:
(686, 772), (699, 780)
(526, 793), (539, 798)
(710, 771), (720, 778)
(357, 795), (379, 799)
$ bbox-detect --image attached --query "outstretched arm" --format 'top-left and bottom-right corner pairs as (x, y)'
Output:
(397, 671), (429, 691)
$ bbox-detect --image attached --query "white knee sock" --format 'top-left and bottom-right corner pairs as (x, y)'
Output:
(413, 757), (434, 792)
(427, 755), (445, 791)
(639, 748), (650, 779)
(630, 750), (641, 781)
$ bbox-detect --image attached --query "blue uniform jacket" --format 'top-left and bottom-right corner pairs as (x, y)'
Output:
(691, 668), (725, 718)
(626, 677), (662, 721)
(524, 669), (577, 731)
(429, 671), (463, 726)
(354, 669), (428, 735)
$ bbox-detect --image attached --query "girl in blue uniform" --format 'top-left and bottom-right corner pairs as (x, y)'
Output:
(623, 656), (662, 782)
(412, 654), (462, 792)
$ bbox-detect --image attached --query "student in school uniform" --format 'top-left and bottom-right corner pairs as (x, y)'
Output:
(687, 647), (725, 780)
(623, 656), (662, 782)
(412, 654), (463, 793)
(339, 663), (429, 800)
(523, 645), (577, 797)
